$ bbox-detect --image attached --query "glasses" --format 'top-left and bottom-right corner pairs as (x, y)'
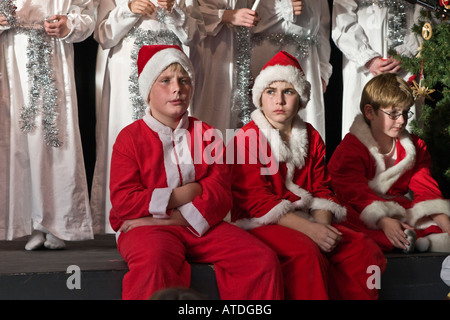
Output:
(380, 109), (414, 120)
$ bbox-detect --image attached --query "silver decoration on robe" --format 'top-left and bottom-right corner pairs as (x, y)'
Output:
(2, 11), (62, 147)
(0, 0), (18, 27)
(358, 0), (412, 50)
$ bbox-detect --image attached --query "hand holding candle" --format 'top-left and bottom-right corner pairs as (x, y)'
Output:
(44, 15), (70, 38)
(222, 8), (259, 28)
(158, 0), (175, 12)
(128, 0), (157, 16)
(291, 0), (304, 15)
(365, 57), (401, 76)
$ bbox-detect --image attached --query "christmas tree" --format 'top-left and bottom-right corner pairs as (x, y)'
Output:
(395, 0), (450, 197)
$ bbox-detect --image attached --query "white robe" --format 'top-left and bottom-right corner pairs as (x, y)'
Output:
(0, 0), (94, 241)
(91, 0), (204, 233)
(249, 0), (332, 141)
(332, 0), (421, 138)
(190, 0), (253, 136)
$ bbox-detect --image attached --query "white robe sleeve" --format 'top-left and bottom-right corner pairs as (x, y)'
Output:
(162, 0), (206, 46)
(332, 0), (380, 69)
(94, 0), (141, 49)
(62, 0), (95, 43)
(197, 0), (230, 36)
(0, 25), (11, 35)
(254, 0), (295, 31)
(317, 0), (332, 85)
(95, 0), (204, 50)
(262, 0), (332, 84)
(392, 4), (421, 58)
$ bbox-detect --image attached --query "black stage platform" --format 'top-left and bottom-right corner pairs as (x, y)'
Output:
(0, 235), (448, 300)
(0, 235), (219, 300)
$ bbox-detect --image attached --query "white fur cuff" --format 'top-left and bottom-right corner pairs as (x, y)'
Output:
(235, 200), (294, 230)
(310, 198), (347, 223)
(406, 199), (450, 228)
(360, 201), (406, 229)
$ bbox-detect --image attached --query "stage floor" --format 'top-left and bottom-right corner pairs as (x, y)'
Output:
(0, 235), (128, 299)
(0, 234), (220, 300)
(0, 234), (125, 275)
(1, 234), (448, 300)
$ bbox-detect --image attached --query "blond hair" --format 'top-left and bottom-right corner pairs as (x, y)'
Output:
(167, 62), (189, 76)
(360, 73), (414, 122)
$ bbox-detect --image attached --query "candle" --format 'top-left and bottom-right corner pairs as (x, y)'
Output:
(382, 9), (388, 59)
(252, 0), (261, 11)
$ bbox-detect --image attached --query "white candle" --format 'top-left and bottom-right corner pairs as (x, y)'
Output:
(252, 0), (261, 11)
(383, 10), (388, 59)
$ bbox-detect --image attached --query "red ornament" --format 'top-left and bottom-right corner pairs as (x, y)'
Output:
(407, 74), (416, 86)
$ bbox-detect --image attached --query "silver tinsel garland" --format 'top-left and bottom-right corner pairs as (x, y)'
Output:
(2, 3), (62, 147)
(127, 9), (181, 121)
(0, 0), (17, 27)
(233, 26), (253, 127)
(251, 33), (318, 59)
(19, 27), (61, 147)
(358, 0), (413, 50)
(233, 28), (318, 126)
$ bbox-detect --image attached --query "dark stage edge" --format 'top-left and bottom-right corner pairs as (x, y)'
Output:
(0, 234), (220, 300)
(0, 234), (448, 300)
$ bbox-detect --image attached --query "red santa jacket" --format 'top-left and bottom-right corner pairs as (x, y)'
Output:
(328, 115), (450, 230)
(230, 109), (346, 229)
(109, 112), (231, 236)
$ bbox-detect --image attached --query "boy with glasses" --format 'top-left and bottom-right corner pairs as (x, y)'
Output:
(328, 73), (450, 253)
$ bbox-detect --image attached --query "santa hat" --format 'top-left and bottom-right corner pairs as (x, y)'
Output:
(252, 51), (310, 109)
(137, 44), (195, 101)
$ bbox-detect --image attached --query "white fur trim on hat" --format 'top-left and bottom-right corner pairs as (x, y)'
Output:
(138, 47), (194, 102)
(252, 65), (311, 109)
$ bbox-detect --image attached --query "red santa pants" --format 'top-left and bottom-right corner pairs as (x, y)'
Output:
(117, 221), (284, 300)
(249, 224), (386, 300)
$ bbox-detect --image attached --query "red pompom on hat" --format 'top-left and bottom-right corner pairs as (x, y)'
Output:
(137, 44), (195, 101)
(252, 51), (310, 109)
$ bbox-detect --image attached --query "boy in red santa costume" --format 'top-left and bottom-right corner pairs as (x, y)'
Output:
(229, 50), (386, 300)
(109, 44), (284, 300)
(328, 73), (450, 253)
